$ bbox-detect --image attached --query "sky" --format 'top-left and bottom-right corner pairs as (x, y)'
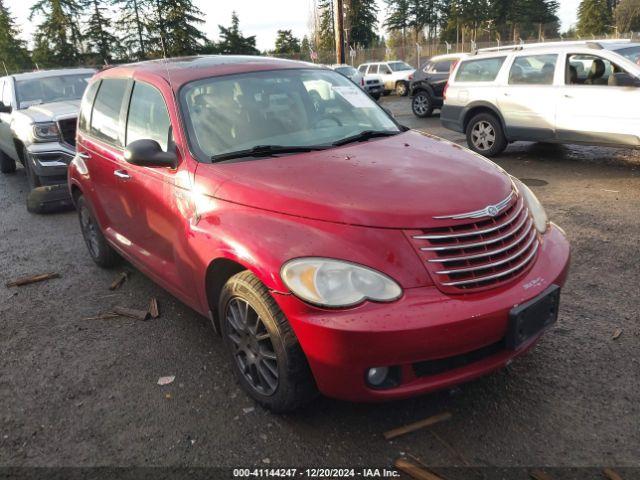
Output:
(12, 0), (580, 52)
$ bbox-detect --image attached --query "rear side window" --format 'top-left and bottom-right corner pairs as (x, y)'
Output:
(90, 78), (128, 146)
(432, 61), (454, 73)
(358, 65), (367, 73)
(455, 57), (506, 82)
(509, 54), (557, 85)
(126, 82), (171, 151)
(78, 80), (101, 133)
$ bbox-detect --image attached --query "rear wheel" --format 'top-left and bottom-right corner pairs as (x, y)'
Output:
(395, 81), (408, 96)
(219, 271), (317, 413)
(411, 91), (433, 118)
(77, 195), (119, 268)
(465, 113), (507, 157)
(0, 150), (16, 174)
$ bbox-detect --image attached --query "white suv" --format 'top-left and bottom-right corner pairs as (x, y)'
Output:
(441, 42), (640, 156)
(357, 61), (415, 96)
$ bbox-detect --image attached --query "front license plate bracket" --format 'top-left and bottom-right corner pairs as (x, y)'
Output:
(506, 284), (560, 350)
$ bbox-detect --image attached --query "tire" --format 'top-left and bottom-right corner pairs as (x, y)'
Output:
(395, 81), (408, 96)
(0, 150), (16, 174)
(411, 91), (434, 118)
(219, 271), (317, 413)
(76, 195), (119, 268)
(465, 112), (507, 157)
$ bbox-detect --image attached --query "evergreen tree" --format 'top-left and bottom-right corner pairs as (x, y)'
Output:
(83, 0), (118, 64)
(113, 0), (148, 60)
(300, 35), (311, 60)
(317, 0), (335, 53)
(149, 0), (208, 57)
(615, 0), (640, 33)
(217, 12), (260, 55)
(273, 30), (301, 55)
(30, 0), (82, 67)
(347, 0), (379, 48)
(577, 0), (613, 35)
(0, 0), (32, 73)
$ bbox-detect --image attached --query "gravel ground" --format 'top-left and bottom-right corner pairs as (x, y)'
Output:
(1, 96), (638, 477)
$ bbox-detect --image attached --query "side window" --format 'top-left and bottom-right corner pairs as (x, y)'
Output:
(509, 54), (557, 85)
(90, 78), (128, 146)
(455, 57), (506, 82)
(432, 60), (454, 73)
(358, 65), (367, 74)
(381, 64), (392, 75)
(369, 65), (379, 74)
(566, 54), (624, 86)
(78, 80), (101, 133)
(126, 82), (171, 151)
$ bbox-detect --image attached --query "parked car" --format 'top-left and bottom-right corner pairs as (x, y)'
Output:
(70, 56), (570, 412)
(410, 53), (467, 117)
(329, 64), (384, 100)
(441, 43), (640, 156)
(358, 60), (415, 96)
(0, 68), (95, 212)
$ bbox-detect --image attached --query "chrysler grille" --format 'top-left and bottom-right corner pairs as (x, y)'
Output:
(408, 192), (539, 293)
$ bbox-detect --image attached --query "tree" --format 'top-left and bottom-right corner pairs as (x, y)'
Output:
(217, 12), (260, 55)
(578, 0), (613, 35)
(0, 0), (32, 73)
(300, 35), (311, 60)
(317, 0), (335, 53)
(615, 0), (640, 32)
(148, 0), (208, 57)
(82, 0), (117, 64)
(30, 0), (82, 67)
(347, 0), (379, 48)
(273, 30), (301, 55)
(113, 0), (148, 60)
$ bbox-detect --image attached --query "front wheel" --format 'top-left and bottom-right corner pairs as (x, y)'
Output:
(77, 195), (119, 268)
(465, 113), (507, 157)
(0, 150), (16, 174)
(395, 81), (408, 96)
(411, 91), (433, 118)
(219, 271), (317, 413)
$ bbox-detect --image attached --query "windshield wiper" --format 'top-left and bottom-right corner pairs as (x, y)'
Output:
(332, 130), (401, 147)
(212, 144), (330, 162)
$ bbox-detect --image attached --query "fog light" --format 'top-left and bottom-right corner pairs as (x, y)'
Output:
(366, 367), (389, 387)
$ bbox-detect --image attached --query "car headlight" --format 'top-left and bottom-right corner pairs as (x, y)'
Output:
(512, 177), (548, 234)
(281, 258), (402, 308)
(32, 122), (60, 142)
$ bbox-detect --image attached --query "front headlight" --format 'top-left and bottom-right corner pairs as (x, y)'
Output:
(512, 177), (549, 234)
(32, 122), (60, 142)
(281, 258), (403, 308)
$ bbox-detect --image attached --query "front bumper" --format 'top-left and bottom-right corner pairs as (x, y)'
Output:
(273, 224), (570, 402)
(440, 105), (465, 133)
(27, 141), (75, 184)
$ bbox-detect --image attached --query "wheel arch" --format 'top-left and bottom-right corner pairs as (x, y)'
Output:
(411, 84), (434, 98)
(462, 102), (508, 137)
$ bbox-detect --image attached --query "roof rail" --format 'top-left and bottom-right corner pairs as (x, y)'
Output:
(477, 38), (632, 54)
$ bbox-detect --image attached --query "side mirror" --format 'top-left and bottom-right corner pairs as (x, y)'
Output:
(0, 102), (12, 114)
(124, 139), (177, 168)
(610, 72), (640, 87)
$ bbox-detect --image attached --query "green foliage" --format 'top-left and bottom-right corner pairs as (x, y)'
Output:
(113, 0), (149, 61)
(274, 30), (301, 55)
(82, 0), (118, 64)
(0, 0), (32, 73)
(348, 0), (379, 47)
(30, 0), (82, 67)
(578, 0), (613, 35)
(148, 0), (208, 57)
(317, 0), (335, 53)
(614, 0), (640, 32)
(217, 12), (260, 55)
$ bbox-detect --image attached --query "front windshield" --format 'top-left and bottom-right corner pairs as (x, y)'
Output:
(181, 68), (399, 160)
(388, 62), (413, 72)
(16, 73), (93, 109)
(335, 66), (357, 76)
(616, 46), (640, 64)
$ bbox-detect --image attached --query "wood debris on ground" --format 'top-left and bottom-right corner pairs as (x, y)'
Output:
(109, 271), (129, 291)
(113, 306), (150, 321)
(148, 297), (160, 318)
(603, 468), (623, 480)
(383, 412), (452, 440)
(529, 469), (554, 480)
(612, 329), (623, 340)
(6, 272), (60, 288)
(393, 457), (444, 480)
(82, 313), (122, 321)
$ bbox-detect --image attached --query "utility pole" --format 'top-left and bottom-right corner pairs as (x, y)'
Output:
(334, 0), (345, 64)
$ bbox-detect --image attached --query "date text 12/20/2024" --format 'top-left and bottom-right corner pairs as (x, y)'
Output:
(233, 468), (400, 478)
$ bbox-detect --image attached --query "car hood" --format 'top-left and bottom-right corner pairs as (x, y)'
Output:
(208, 130), (513, 229)
(22, 100), (81, 122)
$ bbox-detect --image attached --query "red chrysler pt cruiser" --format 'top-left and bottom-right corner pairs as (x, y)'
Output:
(69, 56), (570, 412)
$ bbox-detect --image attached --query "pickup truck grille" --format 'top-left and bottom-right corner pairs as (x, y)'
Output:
(407, 192), (538, 293)
(57, 118), (77, 147)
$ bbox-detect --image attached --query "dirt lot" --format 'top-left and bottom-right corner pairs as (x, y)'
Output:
(1, 96), (639, 477)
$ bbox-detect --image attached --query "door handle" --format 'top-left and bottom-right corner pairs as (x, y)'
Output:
(113, 169), (131, 179)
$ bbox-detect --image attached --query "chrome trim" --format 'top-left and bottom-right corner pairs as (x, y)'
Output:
(428, 228), (536, 263)
(433, 190), (515, 220)
(435, 234), (538, 275)
(441, 242), (539, 286)
(113, 170), (130, 179)
(415, 201), (524, 240)
(36, 160), (67, 167)
(421, 216), (531, 252)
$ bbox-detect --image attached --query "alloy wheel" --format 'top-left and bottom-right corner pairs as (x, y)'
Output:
(79, 206), (100, 259)
(225, 297), (279, 396)
(413, 94), (429, 115)
(471, 121), (496, 151)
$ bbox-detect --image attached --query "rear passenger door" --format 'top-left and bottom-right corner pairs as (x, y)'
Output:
(497, 53), (558, 141)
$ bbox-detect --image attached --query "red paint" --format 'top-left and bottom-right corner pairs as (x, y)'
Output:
(69, 57), (570, 402)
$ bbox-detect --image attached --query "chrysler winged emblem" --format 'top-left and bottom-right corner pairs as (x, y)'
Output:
(434, 191), (514, 220)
